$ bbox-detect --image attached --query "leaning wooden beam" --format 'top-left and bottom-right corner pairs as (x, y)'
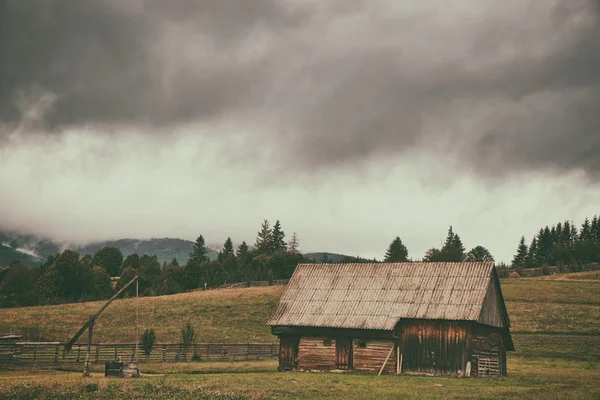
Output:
(378, 344), (395, 376)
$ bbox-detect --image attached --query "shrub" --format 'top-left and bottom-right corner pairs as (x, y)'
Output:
(181, 320), (196, 360)
(541, 265), (550, 276)
(141, 328), (156, 359)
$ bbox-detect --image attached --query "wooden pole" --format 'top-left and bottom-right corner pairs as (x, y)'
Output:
(135, 280), (139, 362)
(378, 343), (395, 376)
(396, 343), (400, 374)
(83, 315), (94, 377)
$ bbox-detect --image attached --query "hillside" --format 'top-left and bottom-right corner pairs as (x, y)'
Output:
(0, 230), (220, 267)
(0, 271), (598, 364)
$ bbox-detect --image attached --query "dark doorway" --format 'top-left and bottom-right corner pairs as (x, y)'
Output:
(278, 336), (299, 371)
(335, 338), (353, 369)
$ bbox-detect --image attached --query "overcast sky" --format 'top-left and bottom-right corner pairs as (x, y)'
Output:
(1, 0), (599, 262)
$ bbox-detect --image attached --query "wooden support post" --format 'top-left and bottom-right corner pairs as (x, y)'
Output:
(396, 343), (400, 375)
(378, 343), (395, 376)
(83, 315), (94, 377)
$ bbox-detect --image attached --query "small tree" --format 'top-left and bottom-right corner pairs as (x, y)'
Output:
(181, 321), (196, 360)
(189, 235), (209, 264)
(254, 219), (272, 255)
(384, 236), (409, 262)
(465, 245), (494, 262)
(141, 328), (156, 360)
(288, 232), (300, 253)
(511, 236), (528, 268)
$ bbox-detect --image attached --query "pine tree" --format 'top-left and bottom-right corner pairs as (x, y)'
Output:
(189, 235), (209, 263)
(443, 226), (455, 249)
(580, 217), (591, 242)
(440, 226), (465, 262)
(236, 241), (249, 260)
(288, 232), (300, 253)
(511, 236), (528, 268)
(254, 220), (272, 255)
(270, 220), (287, 253)
(218, 237), (235, 261)
(384, 236), (409, 262)
(592, 216), (599, 243)
(526, 237), (538, 268)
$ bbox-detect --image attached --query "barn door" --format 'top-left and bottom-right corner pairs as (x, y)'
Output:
(278, 336), (299, 371)
(335, 338), (353, 369)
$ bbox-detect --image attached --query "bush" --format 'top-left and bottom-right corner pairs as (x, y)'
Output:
(141, 328), (156, 359)
(541, 265), (551, 276)
(181, 321), (195, 359)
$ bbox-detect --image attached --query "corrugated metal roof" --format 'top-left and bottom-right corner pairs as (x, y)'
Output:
(268, 262), (495, 330)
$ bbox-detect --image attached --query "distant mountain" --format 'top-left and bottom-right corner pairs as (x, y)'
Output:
(0, 230), (219, 267)
(0, 229), (357, 269)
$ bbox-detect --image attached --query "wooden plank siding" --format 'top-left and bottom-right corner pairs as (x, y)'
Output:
(398, 321), (470, 376)
(297, 337), (337, 371)
(352, 340), (396, 374)
(471, 325), (506, 377)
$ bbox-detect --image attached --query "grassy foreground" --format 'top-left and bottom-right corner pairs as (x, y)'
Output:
(0, 271), (598, 399)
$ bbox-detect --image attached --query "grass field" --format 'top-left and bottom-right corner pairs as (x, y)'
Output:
(0, 271), (598, 399)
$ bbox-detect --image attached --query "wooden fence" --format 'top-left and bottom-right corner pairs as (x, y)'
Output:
(0, 342), (279, 365)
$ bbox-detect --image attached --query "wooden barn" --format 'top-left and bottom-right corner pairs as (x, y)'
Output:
(268, 262), (513, 377)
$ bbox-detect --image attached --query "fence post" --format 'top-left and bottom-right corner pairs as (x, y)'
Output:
(33, 344), (37, 362)
(162, 345), (166, 362)
(95, 346), (99, 363)
(246, 343), (250, 361)
(114, 345), (118, 360)
(54, 344), (59, 363)
(76, 346), (81, 364)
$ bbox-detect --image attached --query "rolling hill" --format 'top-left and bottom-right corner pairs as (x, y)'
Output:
(0, 229), (355, 268)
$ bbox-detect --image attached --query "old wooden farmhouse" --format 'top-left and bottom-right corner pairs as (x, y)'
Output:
(268, 262), (513, 377)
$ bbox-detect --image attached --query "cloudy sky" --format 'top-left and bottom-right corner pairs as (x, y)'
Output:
(1, 0), (599, 262)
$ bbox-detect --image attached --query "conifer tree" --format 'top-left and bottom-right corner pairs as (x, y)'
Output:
(592, 216), (600, 243)
(270, 220), (287, 253)
(236, 241), (249, 260)
(189, 235), (209, 263)
(526, 237), (538, 268)
(218, 237), (235, 261)
(580, 218), (591, 242)
(440, 226), (465, 262)
(384, 236), (409, 262)
(254, 220), (272, 255)
(288, 232), (300, 253)
(511, 236), (528, 268)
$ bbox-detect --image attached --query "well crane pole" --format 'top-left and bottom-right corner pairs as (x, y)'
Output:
(64, 275), (139, 377)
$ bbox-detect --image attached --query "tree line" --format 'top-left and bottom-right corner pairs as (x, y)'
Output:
(0, 219), (305, 308)
(1, 215), (598, 309)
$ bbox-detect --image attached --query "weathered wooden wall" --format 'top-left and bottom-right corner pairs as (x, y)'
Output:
(478, 276), (504, 328)
(297, 337), (337, 371)
(398, 321), (470, 376)
(352, 340), (396, 374)
(278, 336), (299, 371)
(471, 325), (505, 377)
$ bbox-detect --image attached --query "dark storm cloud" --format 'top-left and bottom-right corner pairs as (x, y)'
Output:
(0, 0), (313, 130)
(1, 0), (599, 179)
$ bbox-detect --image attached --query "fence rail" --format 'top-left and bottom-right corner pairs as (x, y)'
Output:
(0, 342), (279, 365)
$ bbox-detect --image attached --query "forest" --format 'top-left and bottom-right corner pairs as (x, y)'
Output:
(0, 215), (599, 309)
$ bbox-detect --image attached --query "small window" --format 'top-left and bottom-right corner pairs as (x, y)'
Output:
(323, 339), (332, 346)
(356, 340), (367, 348)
